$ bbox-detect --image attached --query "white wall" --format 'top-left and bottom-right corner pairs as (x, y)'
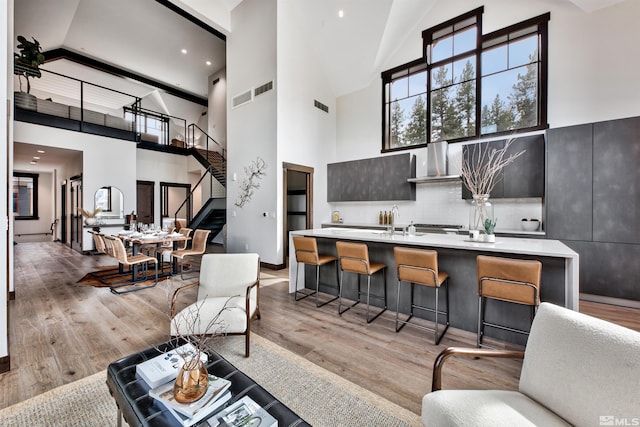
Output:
(332, 0), (640, 231)
(227, 0), (278, 263)
(14, 122), (137, 250)
(1, 0), (11, 365)
(208, 69), (227, 150)
(276, 0), (337, 256)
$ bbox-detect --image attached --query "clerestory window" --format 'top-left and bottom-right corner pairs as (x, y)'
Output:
(381, 8), (549, 152)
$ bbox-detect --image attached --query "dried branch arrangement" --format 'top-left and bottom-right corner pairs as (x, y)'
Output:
(460, 138), (525, 196)
(235, 157), (267, 208)
(79, 207), (102, 218)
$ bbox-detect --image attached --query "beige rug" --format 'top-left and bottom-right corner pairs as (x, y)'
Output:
(0, 334), (421, 427)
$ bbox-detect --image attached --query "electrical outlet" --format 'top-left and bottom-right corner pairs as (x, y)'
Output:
(244, 243), (249, 250)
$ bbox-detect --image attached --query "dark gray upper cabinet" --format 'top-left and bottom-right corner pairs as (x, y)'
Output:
(327, 153), (416, 202)
(593, 116), (640, 244)
(546, 124), (593, 241)
(462, 135), (544, 199)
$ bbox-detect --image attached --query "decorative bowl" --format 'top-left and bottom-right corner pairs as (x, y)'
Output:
(521, 219), (540, 231)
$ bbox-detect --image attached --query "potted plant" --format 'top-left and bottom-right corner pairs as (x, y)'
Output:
(14, 35), (45, 111)
(484, 218), (497, 242)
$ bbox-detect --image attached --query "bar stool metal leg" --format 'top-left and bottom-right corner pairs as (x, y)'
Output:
(294, 261), (317, 301)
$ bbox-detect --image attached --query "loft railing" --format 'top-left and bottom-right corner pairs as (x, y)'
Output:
(14, 68), (142, 136)
(14, 68), (193, 146)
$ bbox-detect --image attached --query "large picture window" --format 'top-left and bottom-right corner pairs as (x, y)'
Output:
(381, 8), (549, 151)
(13, 172), (39, 220)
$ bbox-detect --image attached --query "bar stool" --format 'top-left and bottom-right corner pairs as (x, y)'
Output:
(292, 236), (339, 307)
(394, 247), (450, 345)
(336, 241), (387, 323)
(477, 255), (542, 349)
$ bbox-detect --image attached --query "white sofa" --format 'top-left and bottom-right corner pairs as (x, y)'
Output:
(422, 302), (640, 426)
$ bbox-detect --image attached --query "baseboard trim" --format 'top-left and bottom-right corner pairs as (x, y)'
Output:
(9, 291), (15, 300)
(260, 261), (286, 271)
(0, 356), (10, 373)
(580, 293), (640, 309)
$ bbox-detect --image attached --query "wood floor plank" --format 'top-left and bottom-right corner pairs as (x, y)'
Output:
(3, 241), (639, 415)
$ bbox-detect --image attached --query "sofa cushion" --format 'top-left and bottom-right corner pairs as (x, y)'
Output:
(422, 389), (570, 427)
(520, 303), (640, 426)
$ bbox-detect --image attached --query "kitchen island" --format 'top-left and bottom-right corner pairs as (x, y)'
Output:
(289, 228), (579, 345)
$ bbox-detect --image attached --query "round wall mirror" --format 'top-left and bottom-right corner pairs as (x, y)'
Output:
(94, 186), (124, 219)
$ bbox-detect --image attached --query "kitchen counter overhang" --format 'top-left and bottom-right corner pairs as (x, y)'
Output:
(289, 228), (579, 345)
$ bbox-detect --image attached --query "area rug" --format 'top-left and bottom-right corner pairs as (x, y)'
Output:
(0, 335), (421, 427)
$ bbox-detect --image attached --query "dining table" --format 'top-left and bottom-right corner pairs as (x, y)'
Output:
(116, 230), (191, 281)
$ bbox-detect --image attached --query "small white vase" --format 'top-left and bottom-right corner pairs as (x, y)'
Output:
(85, 217), (96, 226)
(485, 234), (495, 243)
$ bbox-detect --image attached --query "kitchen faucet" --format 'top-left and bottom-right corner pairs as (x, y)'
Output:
(389, 204), (399, 235)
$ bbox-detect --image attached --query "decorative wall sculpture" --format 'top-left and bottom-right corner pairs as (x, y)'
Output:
(235, 157), (267, 208)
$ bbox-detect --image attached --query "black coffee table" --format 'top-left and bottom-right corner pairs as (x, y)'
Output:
(106, 340), (310, 427)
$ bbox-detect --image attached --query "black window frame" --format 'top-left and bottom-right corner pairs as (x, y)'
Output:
(13, 172), (39, 220)
(381, 8), (549, 152)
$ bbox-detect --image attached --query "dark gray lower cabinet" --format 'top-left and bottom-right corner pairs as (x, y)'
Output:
(563, 240), (640, 300)
(327, 153), (415, 201)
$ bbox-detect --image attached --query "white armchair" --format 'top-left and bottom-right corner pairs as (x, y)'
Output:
(422, 302), (640, 426)
(171, 253), (261, 357)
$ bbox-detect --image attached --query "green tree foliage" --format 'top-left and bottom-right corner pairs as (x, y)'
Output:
(430, 67), (452, 142)
(455, 60), (476, 137)
(509, 60), (538, 129)
(390, 100), (405, 147)
(404, 95), (426, 145)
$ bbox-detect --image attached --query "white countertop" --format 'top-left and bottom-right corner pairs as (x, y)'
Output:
(294, 227), (576, 259)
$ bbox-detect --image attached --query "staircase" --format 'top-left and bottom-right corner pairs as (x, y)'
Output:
(188, 197), (226, 244)
(191, 148), (226, 186)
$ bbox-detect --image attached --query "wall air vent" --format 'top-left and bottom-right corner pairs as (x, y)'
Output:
(232, 89), (253, 109)
(314, 100), (329, 113)
(254, 81), (273, 97)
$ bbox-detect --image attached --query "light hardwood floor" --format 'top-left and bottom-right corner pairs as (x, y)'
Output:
(2, 242), (639, 415)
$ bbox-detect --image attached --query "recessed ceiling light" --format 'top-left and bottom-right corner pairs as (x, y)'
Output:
(37, 150), (45, 153)
(30, 161), (37, 165)
(206, 61), (212, 66)
(338, 9), (344, 18)
(181, 49), (188, 54)
(33, 156), (40, 160)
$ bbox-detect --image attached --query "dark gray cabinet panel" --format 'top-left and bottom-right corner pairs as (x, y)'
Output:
(593, 117), (640, 244)
(546, 124), (593, 241)
(563, 240), (640, 300)
(327, 153), (415, 202)
(503, 134), (545, 198)
(462, 135), (544, 199)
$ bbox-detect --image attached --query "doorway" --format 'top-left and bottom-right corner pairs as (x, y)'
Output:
(60, 180), (67, 244)
(136, 181), (154, 225)
(160, 182), (191, 226)
(69, 175), (83, 252)
(283, 163), (314, 265)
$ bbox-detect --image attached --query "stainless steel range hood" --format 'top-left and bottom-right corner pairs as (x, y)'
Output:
(408, 141), (461, 183)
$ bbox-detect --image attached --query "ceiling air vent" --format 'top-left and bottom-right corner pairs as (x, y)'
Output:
(232, 89), (253, 109)
(314, 100), (329, 113)
(254, 81), (273, 97)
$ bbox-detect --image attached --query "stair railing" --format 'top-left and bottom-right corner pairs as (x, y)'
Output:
(174, 165), (216, 225)
(187, 123), (226, 159)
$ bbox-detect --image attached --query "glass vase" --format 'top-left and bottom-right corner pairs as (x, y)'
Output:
(173, 357), (209, 403)
(469, 194), (494, 234)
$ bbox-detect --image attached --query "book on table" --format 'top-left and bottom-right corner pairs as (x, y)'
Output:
(136, 343), (208, 388)
(150, 375), (232, 427)
(207, 395), (278, 427)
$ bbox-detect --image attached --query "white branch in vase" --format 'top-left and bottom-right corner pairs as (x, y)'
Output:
(460, 138), (526, 196)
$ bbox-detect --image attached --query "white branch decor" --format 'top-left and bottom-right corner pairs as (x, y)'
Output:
(460, 138), (525, 196)
(235, 157), (267, 208)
